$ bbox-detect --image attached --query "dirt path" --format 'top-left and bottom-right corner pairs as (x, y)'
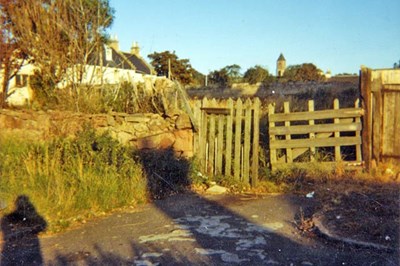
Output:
(1, 193), (398, 265)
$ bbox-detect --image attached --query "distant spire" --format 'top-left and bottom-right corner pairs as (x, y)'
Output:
(277, 53), (286, 61)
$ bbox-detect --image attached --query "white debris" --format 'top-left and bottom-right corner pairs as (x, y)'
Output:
(306, 191), (315, 198)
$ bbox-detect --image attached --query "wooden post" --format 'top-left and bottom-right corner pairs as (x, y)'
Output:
(284, 102), (293, 163)
(208, 99), (217, 175)
(333, 99), (341, 161)
(360, 67), (372, 170)
(200, 98), (209, 172)
(268, 103), (277, 170)
(225, 98), (234, 176)
(243, 99), (252, 184)
(251, 98), (260, 186)
(216, 114), (224, 175)
(234, 99), (243, 180)
(308, 100), (315, 161)
(355, 99), (362, 163)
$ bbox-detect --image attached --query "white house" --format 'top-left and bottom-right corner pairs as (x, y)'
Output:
(1, 38), (157, 106)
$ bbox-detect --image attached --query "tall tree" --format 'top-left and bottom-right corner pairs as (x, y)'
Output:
(243, 65), (270, 84)
(222, 64), (242, 83)
(282, 63), (324, 82)
(2, 0), (114, 91)
(394, 60), (400, 69)
(148, 51), (195, 85)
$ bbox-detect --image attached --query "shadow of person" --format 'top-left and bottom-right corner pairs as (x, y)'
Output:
(1, 195), (47, 265)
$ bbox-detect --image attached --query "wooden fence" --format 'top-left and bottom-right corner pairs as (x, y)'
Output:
(268, 99), (363, 170)
(192, 98), (260, 186)
(360, 67), (400, 169)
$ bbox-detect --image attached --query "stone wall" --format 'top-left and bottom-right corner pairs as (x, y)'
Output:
(0, 109), (194, 157)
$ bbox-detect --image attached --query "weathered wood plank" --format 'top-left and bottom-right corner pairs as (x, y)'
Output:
(269, 108), (363, 122)
(208, 99), (217, 175)
(372, 77), (382, 162)
(225, 99), (234, 176)
(243, 99), (252, 184)
(199, 98), (209, 172)
(360, 67), (372, 170)
(308, 100), (315, 161)
(268, 104), (277, 169)
(268, 122), (362, 135)
(334, 99), (341, 161)
(284, 102), (293, 163)
(354, 99), (362, 163)
(216, 114), (224, 175)
(234, 99), (243, 180)
(252, 98), (260, 187)
(270, 136), (362, 149)
(193, 100), (201, 154)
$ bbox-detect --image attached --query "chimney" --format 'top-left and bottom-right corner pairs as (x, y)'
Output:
(109, 35), (119, 51)
(130, 41), (140, 56)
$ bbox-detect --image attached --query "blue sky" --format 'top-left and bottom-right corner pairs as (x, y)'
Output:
(109, 0), (400, 75)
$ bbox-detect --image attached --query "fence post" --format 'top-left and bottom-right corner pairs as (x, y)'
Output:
(355, 99), (362, 163)
(225, 98), (234, 177)
(243, 99), (252, 184)
(284, 102), (293, 163)
(333, 99), (341, 161)
(234, 99), (243, 180)
(268, 103), (277, 170)
(252, 98), (260, 186)
(308, 100), (316, 161)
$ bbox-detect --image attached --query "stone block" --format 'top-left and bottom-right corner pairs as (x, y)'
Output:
(175, 113), (192, 130)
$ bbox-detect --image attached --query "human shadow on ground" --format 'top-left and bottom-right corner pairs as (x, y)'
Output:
(0, 195), (47, 265)
(48, 148), (398, 265)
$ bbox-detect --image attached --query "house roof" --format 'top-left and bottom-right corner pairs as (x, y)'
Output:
(277, 53), (286, 61)
(89, 45), (153, 75)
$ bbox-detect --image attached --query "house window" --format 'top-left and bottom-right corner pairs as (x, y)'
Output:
(15, 74), (28, 87)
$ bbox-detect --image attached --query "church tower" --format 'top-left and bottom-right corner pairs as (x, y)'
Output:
(276, 53), (286, 77)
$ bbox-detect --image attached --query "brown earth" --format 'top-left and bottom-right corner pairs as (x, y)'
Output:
(296, 178), (400, 251)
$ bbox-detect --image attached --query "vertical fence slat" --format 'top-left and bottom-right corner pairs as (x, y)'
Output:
(268, 104), (277, 170)
(355, 99), (362, 163)
(225, 98), (234, 177)
(208, 99), (217, 175)
(243, 99), (252, 184)
(216, 114), (224, 175)
(234, 99), (243, 180)
(251, 98), (260, 186)
(193, 100), (201, 154)
(200, 98), (209, 172)
(284, 102), (293, 163)
(308, 100), (315, 161)
(333, 99), (341, 161)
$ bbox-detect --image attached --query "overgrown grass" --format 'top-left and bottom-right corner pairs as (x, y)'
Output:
(0, 127), (148, 232)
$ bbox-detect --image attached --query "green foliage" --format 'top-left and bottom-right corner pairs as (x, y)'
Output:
(243, 65), (270, 84)
(0, 128), (148, 232)
(148, 51), (196, 85)
(208, 64), (243, 87)
(283, 63), (325, 82)
(394, 60), (400, 69)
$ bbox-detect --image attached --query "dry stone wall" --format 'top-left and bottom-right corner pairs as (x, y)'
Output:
(0, 109), (193, 157)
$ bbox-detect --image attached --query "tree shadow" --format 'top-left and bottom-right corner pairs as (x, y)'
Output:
(1, 195), (47, 265)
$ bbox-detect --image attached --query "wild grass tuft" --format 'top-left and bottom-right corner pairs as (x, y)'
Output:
(0, 128), (148, 232)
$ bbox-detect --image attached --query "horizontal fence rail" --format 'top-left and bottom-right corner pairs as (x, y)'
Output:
(268, 99), (363, 170)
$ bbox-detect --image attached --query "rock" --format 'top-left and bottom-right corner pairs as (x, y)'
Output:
(175, 113), (192, 129)
(206, 185), (227, 194)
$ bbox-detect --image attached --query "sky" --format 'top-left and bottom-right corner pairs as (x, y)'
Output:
(109, 0), (400, 75)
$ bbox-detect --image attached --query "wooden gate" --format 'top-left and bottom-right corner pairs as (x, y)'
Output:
(193, 98), (260, 186)
(268, 99), (363, 170)
(360, 67), (400, 169)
